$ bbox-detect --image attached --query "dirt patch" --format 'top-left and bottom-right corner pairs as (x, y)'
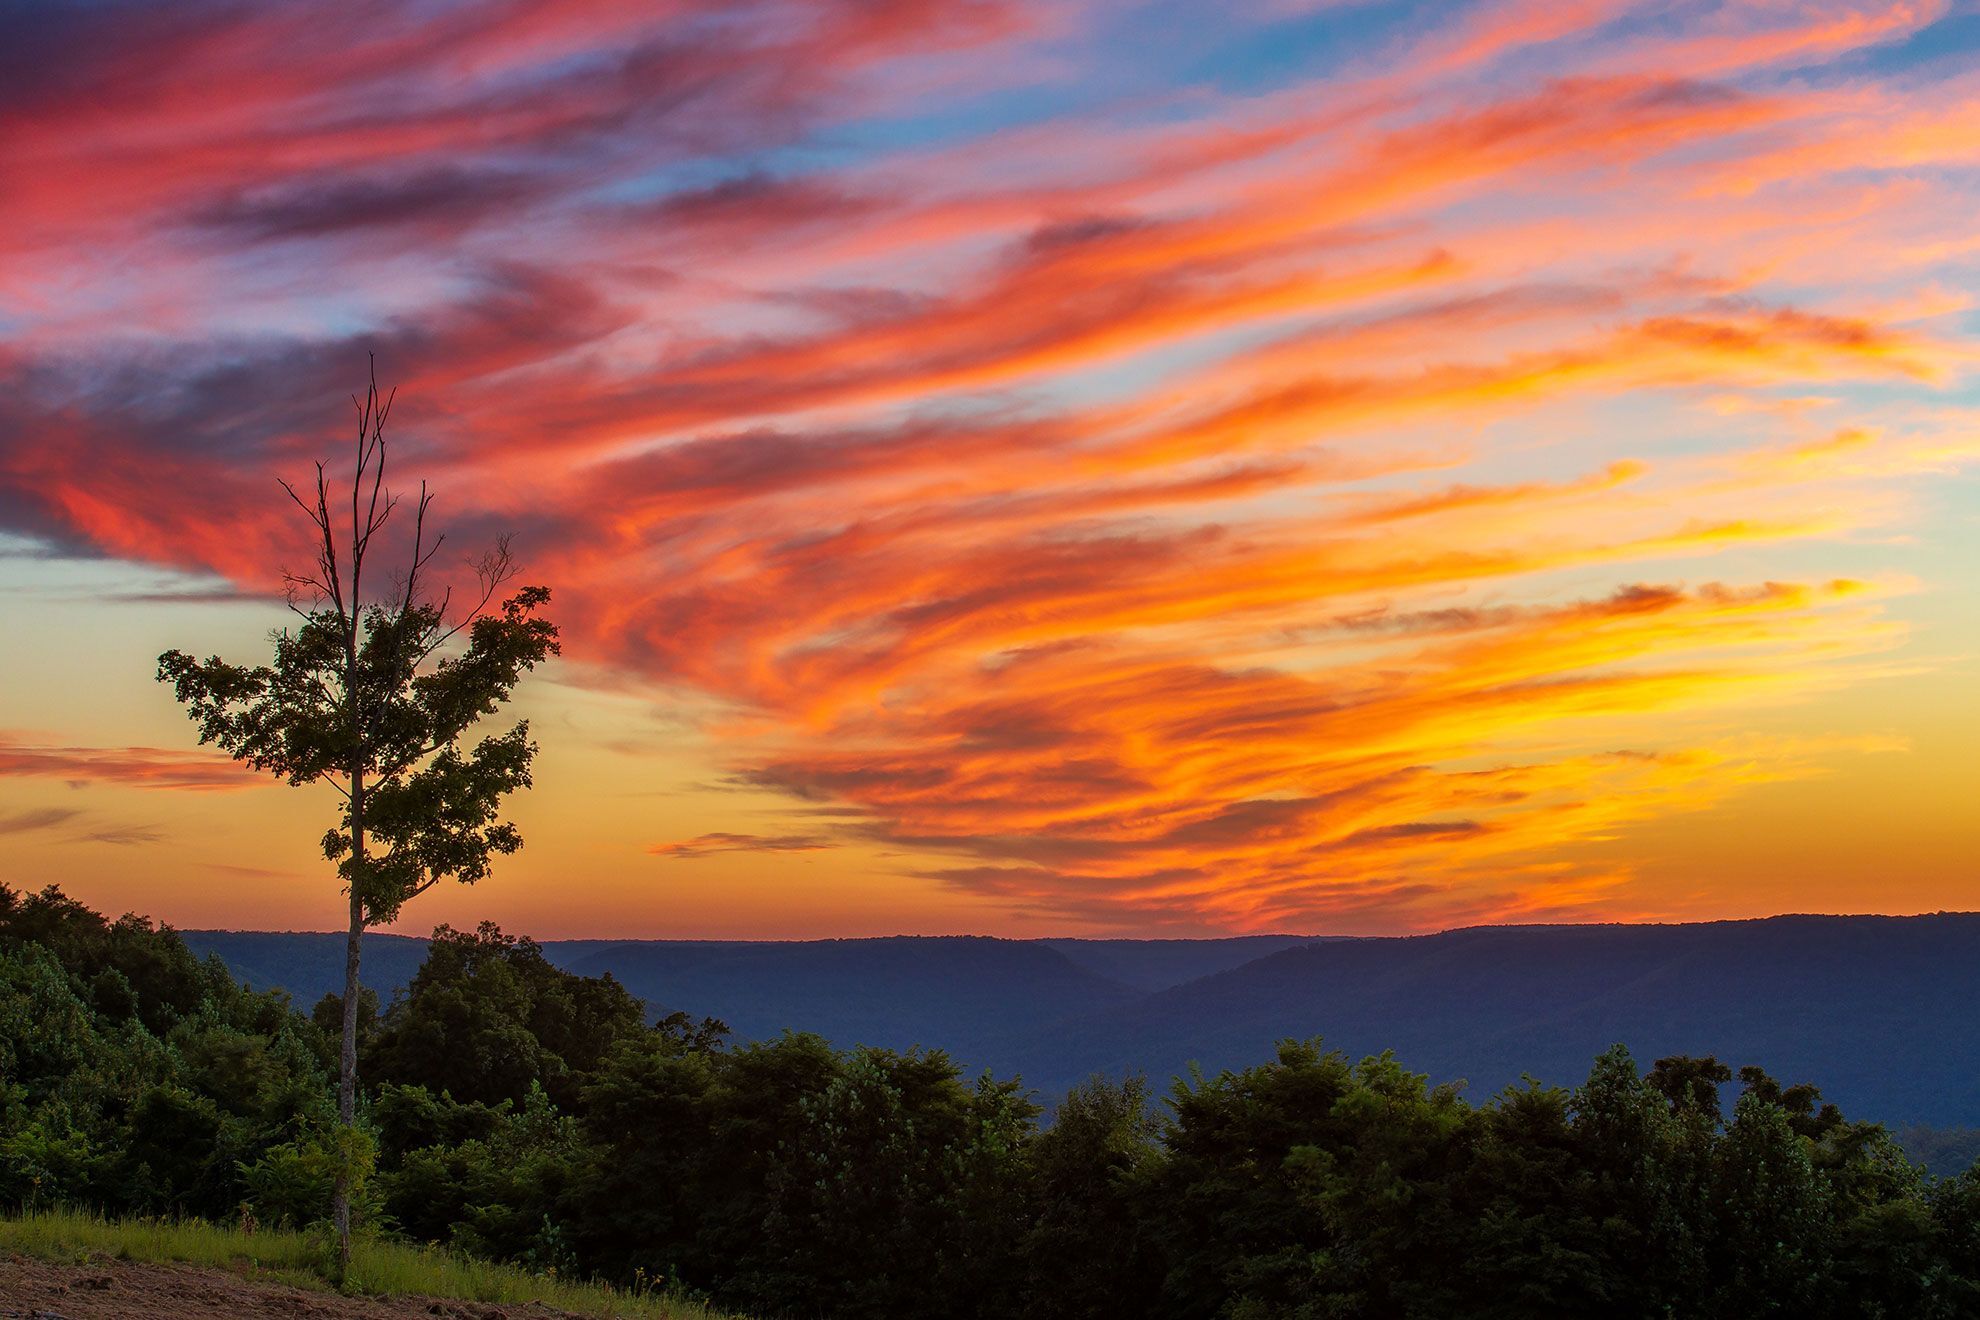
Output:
(0, 1253), (586, 1320)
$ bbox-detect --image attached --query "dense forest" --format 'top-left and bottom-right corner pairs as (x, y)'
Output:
(6, 882), (1980, 1319)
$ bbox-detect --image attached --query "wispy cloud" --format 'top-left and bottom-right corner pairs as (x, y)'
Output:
(77, 823), (167, 847)
(650, 832), (837, 859)
(0, 0), (1974, 930)
(0, 737), (256, 791)
(0, 807), (166, 848)
(0, 807), (84, 836)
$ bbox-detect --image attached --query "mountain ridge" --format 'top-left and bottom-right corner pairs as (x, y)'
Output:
(1010, 912), (1980, 1125)
(181, 912), (1980, 1127)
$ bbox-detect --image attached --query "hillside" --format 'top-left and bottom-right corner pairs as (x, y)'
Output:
(179, 930), (1309, 1060)
(550, 935), (1144, 1057)
(1038, 934), (1330, 990)
(182, 929), (431, 1005)
(184, 913), (1980, 1127)
(1010, 914), (1980, 1125)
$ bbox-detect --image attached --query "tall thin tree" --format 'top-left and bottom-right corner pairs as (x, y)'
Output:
(158, 362), (560, 1266)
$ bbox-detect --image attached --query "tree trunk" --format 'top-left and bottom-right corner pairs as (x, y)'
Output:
(331, 766), (365, 1274)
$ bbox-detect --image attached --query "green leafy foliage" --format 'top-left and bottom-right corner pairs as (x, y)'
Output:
(364, 921), (686, 1110)
(1019, 1074), (1165, 1319)
(380, 1083), (583, 1272)
(156, 586), (558, 926)
(0, 884), (335, 1220)
(9, 884), (1980, 1318)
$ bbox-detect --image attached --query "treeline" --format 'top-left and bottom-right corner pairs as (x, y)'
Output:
(5, 884), (1980, 1319)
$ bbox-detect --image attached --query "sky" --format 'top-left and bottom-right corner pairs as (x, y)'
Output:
(1, 0), (1977, 940)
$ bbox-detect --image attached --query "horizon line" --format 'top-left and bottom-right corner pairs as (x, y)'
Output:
(172, 908), (1980, 945)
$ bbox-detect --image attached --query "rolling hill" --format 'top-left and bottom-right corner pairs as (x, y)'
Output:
(183, 912), (1980, 1127)
(1001, 914), (1980, 1126)
(550, 935), (1143, 1058)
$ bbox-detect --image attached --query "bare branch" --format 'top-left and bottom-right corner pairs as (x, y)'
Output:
(283, 578), (325, 616)
(398, 481), (446, 616)
(415, 535), (519, 660)
(278, 477), (328, 534)
(295, 460), (345, 619)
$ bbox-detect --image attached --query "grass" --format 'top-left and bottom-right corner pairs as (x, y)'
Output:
(0, 1208), (731, 1318)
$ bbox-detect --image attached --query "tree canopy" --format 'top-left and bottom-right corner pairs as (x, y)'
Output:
(8, 883), (1980, 1319)
(156, 584), (558, 928)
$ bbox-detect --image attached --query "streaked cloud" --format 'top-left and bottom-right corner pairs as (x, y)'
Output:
(650, 832), (838, 859)
(0, 737), (259, 791)
(0, 807), (85, 836)
(1, 0), (1975, 933)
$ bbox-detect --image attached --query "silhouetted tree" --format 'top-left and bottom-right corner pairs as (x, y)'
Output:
(1020, 1075), (1164, 1319)
(1648, 1054), (1734, 1121)
(365, 921), (685, 1109)
(155, 363), (559, 1266)
(1571, 1044), (1715, 1311)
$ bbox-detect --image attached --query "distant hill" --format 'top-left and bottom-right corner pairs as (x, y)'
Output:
(184, 913), (1980, 1127)
(182, 929), (431, 1006)
(180, 929), (1317, 1006)
(1039, 934), (1331, 991)
(1008, 914), (1980, 1126)
(550, 936), (1144, 1061)
(180, 931), (1158, 1063)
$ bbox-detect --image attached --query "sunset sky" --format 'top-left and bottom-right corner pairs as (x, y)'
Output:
(2, 0), (1977, 939)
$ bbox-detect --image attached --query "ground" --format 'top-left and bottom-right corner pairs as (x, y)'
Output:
(0, 1253), (590, 1320)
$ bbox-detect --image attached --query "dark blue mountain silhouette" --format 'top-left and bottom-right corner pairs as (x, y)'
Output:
(1004, 914), (1980, 1126)
(183, 912), (1980, 1126)
(1039, 935), (1331, 990)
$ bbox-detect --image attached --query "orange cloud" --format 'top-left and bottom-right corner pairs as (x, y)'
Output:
(0, 737), (259, 791)
(1, 0), (1975, 936)
(650, 832), (837, 859)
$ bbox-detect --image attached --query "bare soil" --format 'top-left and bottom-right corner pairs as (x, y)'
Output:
(0, 1253), (587, 1320)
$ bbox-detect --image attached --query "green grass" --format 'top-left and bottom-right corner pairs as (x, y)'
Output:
(0, 1208), (731, 1318)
